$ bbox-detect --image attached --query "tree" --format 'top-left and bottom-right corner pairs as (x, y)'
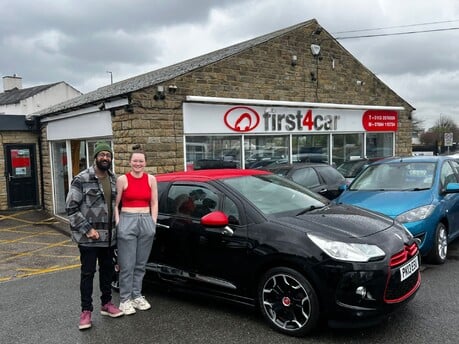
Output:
(421, 115), (459, 153)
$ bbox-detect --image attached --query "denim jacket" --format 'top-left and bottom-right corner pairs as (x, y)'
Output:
(65, 165), (117, 247)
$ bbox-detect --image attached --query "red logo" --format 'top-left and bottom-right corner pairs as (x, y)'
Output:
(224, 106), (260, 132)
(362, 110), (398, 132)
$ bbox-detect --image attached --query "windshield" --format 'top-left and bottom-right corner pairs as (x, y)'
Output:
(222, 174), (326, 215)
(350, 161), (436, 191)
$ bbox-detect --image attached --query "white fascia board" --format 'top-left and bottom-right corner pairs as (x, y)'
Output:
(40, 97), (129, 123)
(186, 96), (405, 111)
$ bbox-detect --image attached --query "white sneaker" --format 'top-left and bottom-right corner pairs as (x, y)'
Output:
(132, 296), (151, 311)
(119, 300), (136, 315)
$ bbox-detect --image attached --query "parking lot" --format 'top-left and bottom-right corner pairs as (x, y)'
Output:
(0, 209), (78, 282)
(2, 209), (459, 343)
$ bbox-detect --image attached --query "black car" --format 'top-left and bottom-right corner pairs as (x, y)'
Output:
(135, 169), (420, 337)
(264, 162), (346, 200)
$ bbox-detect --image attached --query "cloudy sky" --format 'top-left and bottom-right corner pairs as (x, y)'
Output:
(1, 0), (458, 129)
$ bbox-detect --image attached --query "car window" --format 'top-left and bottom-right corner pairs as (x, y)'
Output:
(291, 167), (320, 188)
(222, 196), (241, 225)
(315, 166), (345, 184)
(440, 161), (458, 187)
(166, 185), (219, 218)
(337, 160), (366, 177)
(351, 162), (436, 191)
(222, 174), (325, 215)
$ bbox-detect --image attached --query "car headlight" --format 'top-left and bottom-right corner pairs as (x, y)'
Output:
(395, 204), (435, 223)
(307, 233), (385, 262)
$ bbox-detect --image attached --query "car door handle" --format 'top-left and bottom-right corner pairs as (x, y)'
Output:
(222, 226), (234, 236)
(157, 223), (170, 229)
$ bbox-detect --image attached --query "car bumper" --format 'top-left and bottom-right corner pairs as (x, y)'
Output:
(317, 253), (421, 326)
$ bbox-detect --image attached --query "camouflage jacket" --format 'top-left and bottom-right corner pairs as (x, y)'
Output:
(65, 165), (117, 247)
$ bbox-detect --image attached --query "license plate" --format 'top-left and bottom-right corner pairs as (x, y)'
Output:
(400, 255), (419, 282)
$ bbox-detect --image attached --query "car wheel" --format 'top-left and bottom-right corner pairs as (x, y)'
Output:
(427, 222), (448, 264)
(258, 267), (319, 337)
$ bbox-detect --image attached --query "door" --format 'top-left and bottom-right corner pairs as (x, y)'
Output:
(5, 144), (38, 207)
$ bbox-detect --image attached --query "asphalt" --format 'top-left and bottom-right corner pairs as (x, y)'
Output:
(0, 209), (79, 282)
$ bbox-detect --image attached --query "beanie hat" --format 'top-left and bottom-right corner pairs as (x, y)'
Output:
(93, 141), (113, 158)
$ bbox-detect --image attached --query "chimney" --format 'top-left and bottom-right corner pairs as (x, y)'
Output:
(3, 74), (23, 92)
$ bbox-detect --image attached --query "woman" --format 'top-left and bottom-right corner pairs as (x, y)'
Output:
(115, 145), (158, 315)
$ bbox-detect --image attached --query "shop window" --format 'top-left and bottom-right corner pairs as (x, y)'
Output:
(244, 135), (288, 169)
(366, 133), (394, 158)
(332, 134), (363, 166)
(292, 135), (329, 164)
(185, 136), (242, 170)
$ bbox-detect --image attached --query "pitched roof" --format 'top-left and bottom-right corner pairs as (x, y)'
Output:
(38, 19), (317, 116)
(0, 83), (59, 105)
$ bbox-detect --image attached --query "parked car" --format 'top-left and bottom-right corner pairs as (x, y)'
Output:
(264, 162), (346, 200)
(336, 157), (383, 184)
(334, 155), (459, 264)
(134, 169), (420, 336)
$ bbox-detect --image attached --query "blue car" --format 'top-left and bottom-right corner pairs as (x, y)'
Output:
(335, 156), (459, 264)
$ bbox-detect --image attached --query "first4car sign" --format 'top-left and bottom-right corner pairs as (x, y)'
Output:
(183, 103), (398, 134)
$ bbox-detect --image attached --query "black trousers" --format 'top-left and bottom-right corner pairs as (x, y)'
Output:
(78, 245), (114, 312)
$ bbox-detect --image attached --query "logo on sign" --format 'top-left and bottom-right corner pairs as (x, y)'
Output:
(224, 106), (260, 132)
(362, 110), (398, 132)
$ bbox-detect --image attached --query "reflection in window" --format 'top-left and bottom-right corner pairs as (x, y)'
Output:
(332, 134), (363, 166)
(366, 133), (394, 158)
(186, 136), (242, 170)
(167, 185), (219, 219)
(244, 135), (288, 169)
(292, 135), (329, 163)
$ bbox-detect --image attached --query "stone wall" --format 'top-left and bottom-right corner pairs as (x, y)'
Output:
(112, 25), (413, 173)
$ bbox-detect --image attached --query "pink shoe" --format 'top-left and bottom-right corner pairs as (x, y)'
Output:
(79, 310), (92, 330)
(101, 301), (124, 318)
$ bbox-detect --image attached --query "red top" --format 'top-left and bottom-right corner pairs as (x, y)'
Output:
(121, 173), (151, 208)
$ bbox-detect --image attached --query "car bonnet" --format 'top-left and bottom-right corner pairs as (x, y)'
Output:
(276, 204), (396, 240)
(335, 189), (434, 218)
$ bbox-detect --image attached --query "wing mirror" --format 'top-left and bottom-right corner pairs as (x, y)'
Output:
(201, 211), (229, 227)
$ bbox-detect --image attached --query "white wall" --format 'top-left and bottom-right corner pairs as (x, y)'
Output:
(0, 82), (81, 115)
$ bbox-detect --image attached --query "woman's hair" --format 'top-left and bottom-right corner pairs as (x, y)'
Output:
(130, 144), (146, 161)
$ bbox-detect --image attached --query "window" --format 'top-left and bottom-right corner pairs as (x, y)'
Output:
(291, 168), (320, 188)
(292, 134), (329, 163)
(167, 185), (219, 219)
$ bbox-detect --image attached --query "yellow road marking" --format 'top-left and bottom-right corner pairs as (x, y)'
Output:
(0, 239), (74, 263)
(16, 264), (80, 278)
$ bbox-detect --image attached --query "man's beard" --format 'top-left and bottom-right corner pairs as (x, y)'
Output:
(96, 159), (111, 171)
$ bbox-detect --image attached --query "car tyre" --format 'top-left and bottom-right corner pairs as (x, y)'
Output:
(258, 267), (319, 337)
(427, 222), (448, 264)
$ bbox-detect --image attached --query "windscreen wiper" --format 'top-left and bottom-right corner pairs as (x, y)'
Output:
(296, 205), (325, 216)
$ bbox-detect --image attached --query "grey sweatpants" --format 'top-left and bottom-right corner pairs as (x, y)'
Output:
(117, 212), (155, 303)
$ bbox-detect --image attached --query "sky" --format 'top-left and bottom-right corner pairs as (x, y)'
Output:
(1, 0), (459, 130)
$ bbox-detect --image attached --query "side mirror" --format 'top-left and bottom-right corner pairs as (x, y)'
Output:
(201, 211), (229, 227)
(444, 182), (459, 194)
(339, 184), (348, 191)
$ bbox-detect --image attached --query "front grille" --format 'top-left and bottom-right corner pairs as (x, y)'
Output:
(385, 244), (421, 303)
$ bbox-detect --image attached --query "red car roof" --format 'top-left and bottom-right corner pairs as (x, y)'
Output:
(156, 168), (270, 182)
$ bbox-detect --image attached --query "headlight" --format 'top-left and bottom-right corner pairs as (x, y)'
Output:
(307, 233), (385, 262)
(395, 205), (435, 223)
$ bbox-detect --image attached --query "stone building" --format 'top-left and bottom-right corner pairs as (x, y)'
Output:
(29, 19), (413, 217)
(0, 76), (81, 210)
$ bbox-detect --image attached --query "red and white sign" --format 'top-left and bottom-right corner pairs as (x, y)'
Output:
(362, 110), (398, 131)
(183, 103), (399, 134)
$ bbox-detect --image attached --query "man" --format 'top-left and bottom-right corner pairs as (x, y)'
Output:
(66, 141), (124, 330)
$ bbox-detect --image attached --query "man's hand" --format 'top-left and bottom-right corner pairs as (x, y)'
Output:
(85, 228), (100, 240)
